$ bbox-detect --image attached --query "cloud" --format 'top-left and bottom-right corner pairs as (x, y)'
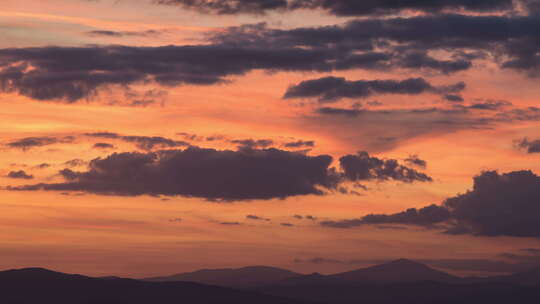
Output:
(156, 0), (515, 16)
(404, 155), (428, 168)
(246, 215), (271, 221)
(283, 140), (315, 148)
(281, 223), (294, 227)
(316, 107), (363, 117)
(5, 136), (75, 150)
(516, 138), (540, 153)
(86, 29), (161, 37)
(339, 151), (433, 184)
(308, 104), (540, 152)
(283, 77), (465, 102)
(93, 143), (115, 149)
(5, 12), (540, 103)
(63, 159), (86, 168)
(8, 147), (339, 201)
(210, 14), (540, 77)
(444, 94), (464, 103)
(220, 222), (242, 225)
(322, 170), (540, 238)
(230, 139), (274, 149)
(85, 132), (189, 151)
(321, 204), (449, 228)
(6, 170), (34, 179)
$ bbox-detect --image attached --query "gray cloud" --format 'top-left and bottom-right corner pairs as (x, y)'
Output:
(85, 132), (189, 151)
(283, 77), (465, 103)
(322, 170), (540, 238)
(6, 170), (34, 180)
(5, 136), (75, 150)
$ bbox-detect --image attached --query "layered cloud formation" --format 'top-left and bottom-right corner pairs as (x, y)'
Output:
(323, 170), (540, 238)
(8, 147), (431, 201)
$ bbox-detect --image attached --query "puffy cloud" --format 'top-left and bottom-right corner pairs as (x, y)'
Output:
(6, 170), (34, 180)
(323, 170), (540, 238)
(339, 151), (433, 183)
(516, 138), (540, 153)
(6, 145), (431, 201)
(8, 147), (339, 201)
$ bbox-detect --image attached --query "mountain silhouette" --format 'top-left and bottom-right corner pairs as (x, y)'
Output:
(6, 261), (540, 304)
(0, 267), (314, 304)
(329, 259), (459, 283)
(144, 265), (301, 288)
(474, 266), (540, 285)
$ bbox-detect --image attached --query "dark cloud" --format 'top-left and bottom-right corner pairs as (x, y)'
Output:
(516, 138), (540, 153)
(5, 12), (540, 103)
(283, 77), (465, 102)
(444, 94), (464, 102)
(169, 218), (182, 222)
(85, 132), (189, 150)
(293, 214), (303, 219)
(466, 100), (513, 111)
(230, 139), (274, 149)
(322, 170), (540, 238)
(5, 136), (75, 150)
(8, 147), (339, 201)
(246, 215), (271, 221)
(220, 221), (242, 225)
(93, 143), (115, 149)
(283, 140), (315, 148)
(404, 155), (427, 168)
(316, 107), (363, 117)
(210, 14), (540, 77)
(63, 159), (86, 168)
(86, 29), (161, 37)
(281, 222), (294, 227)
(321, 204), (449, 228)
(0, 44), (382, 102)
(339, 151), (433, 184)
(34, 163), (51, 169)
(444, 170), (540, 237)
(156, 0), (515, 16)
(306, 215), (317, 221)
(367, 101), (383, 107)
(6, 170), (34, 179)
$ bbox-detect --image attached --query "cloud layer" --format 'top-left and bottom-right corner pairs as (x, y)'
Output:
(322, 170), (540, 238)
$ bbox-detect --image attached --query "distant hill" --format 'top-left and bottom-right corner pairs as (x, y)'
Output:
(471, 266), (540, 285)
(329, 259), (460, 284)
(144, 265), (301, 288)
(0, 267), (315, 304)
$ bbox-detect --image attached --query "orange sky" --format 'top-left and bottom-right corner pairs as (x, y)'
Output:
(1, 0), (540, 278)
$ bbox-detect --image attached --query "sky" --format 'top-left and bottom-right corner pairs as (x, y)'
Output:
(1, 0), (540, 278)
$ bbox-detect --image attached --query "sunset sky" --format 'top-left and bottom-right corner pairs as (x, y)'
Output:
(2, 0), (540, 278)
